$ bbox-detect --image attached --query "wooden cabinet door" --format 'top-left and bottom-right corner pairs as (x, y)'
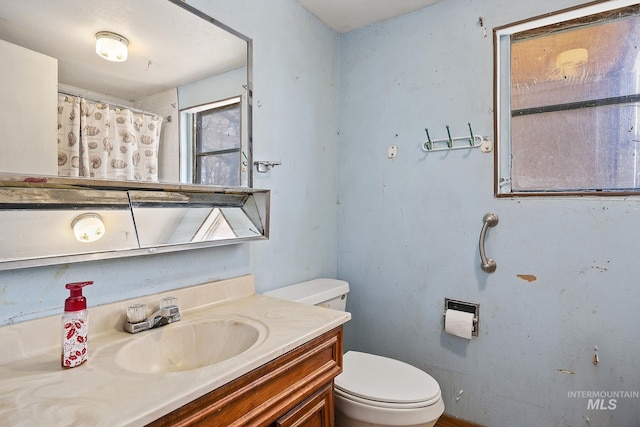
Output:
(275, 383), (334, 427)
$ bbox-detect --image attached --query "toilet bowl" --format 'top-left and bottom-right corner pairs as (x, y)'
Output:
(263, 279), (444, 427)
(335, 350), (444, 427)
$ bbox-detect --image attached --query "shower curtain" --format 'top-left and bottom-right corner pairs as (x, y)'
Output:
(57, 95), (163, 181)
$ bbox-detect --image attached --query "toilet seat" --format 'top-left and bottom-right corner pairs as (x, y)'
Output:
(334, 387), (441, 409)
(335, 351), (442, 409)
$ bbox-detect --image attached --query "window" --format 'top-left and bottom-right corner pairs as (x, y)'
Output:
(495, 1), (640, 195)
(181, 97), (243, 186)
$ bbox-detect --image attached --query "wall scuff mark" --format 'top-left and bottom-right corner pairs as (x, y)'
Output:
(590, 264), (609, 272)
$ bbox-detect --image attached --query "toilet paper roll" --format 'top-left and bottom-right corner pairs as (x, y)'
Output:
(445, 309), (474, 339)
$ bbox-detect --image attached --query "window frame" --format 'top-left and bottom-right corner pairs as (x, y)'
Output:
(493, 0), (640, 197)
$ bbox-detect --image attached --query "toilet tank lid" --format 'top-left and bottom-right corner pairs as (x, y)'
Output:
(263, 278), (349, 306)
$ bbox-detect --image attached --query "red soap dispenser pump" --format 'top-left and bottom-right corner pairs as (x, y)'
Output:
(61, 281), (93, 369)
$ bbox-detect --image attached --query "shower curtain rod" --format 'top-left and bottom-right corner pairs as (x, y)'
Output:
(58, 90), (172, 123)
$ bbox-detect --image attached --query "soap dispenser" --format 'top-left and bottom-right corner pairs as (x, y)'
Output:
(61, 281), (93, 369)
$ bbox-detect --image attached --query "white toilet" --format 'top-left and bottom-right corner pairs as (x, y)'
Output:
(264, 279), (445, 427)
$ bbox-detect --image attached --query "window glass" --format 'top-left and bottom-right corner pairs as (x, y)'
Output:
(196, 103), (241, 153)
(181, 97), (242, 186)
(197, 152), (240, 186)
(495, 3), (640, 195)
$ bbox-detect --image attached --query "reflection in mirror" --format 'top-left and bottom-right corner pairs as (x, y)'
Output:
(181, 96), (245, 186)
(0, 178), (270, 271)
(0, 0), (251, 187)
(129, 190), (267, 248)
(0, 187), (138, 262)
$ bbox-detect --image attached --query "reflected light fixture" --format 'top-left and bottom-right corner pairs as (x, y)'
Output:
(72, 213), (106, 243)
(95, 31), (129, 62)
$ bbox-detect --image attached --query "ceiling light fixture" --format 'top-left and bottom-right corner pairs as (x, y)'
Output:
(72, 213), (106, 243)
(556, 48), (589, 70)
(95, 31), (129, 62)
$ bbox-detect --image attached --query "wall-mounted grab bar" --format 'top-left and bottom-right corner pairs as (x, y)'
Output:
(479, 213), (498, 273)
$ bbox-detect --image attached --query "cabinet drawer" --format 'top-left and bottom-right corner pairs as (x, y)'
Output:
(148, 326), (343, 427)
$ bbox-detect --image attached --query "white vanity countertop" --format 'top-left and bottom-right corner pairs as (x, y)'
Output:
(0, 275), (350, 426)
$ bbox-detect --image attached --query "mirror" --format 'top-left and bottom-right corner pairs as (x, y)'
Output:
(0, 0), (252, 187)
(0, 186), (138, 263)
(0, 177), (269, 271)
(129, 190), (267, 247)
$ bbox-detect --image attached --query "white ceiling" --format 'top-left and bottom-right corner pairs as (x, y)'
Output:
(295, 0), (444, 33)
(0, 0), (443, 103)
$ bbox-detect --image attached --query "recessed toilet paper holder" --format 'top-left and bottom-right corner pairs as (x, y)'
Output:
(443, 298), (479, 337)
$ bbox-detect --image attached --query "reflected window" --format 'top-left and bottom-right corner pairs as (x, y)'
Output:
(495, 3), (640, 195)
(182, 97), (242, 186)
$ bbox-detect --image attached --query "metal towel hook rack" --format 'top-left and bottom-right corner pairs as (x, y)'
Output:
(479, 213), (499, 273)
(422, 122), (483, 152)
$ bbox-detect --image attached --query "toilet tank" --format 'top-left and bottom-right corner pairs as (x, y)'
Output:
(263, 279), (350, 311)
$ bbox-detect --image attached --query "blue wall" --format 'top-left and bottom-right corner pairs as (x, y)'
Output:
(337, 0), (640, 425)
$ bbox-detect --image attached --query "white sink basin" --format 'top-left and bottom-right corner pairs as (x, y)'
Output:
(115, 318), (266, 374)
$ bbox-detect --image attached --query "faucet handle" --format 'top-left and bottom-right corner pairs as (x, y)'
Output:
(126, 303), (147, 323)
(124, 297), (180, 334)
(160, 296), (178, 309)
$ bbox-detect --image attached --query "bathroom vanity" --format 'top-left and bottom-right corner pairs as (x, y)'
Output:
(0, 275), (350, 426)
(150, 327), (342, 426)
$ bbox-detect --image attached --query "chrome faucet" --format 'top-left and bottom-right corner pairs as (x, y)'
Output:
(124, 299), (181, 334)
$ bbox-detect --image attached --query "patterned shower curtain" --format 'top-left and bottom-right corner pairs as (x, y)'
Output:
(57, 95), (163, 181)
